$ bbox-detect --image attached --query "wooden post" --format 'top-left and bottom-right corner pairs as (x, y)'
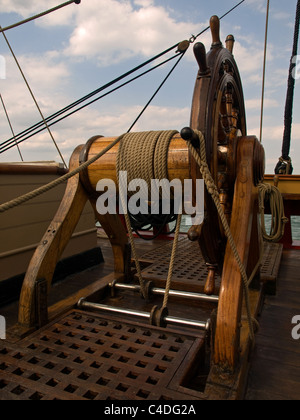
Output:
(213, 137), (260, 370)
(18, 145), (89, 328)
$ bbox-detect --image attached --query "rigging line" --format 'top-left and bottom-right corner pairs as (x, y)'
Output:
(282, 0), (300, 159)
(127, 52), (186, 133)
(0, 0), (246, 151)
(260, 0), (270, 143)
(0, 0), (81, 33)
(35, 0), (246, 126)
(0, 0), (246, 152)
(0, 45), (181, 152)
(194, 0), (246, 39)
(0, 0), (246, 153)
(0, 93), (24, 161)
(219, 0), (246, 22)
(0, 53), (182, 154)
(1, 28), (68, 168)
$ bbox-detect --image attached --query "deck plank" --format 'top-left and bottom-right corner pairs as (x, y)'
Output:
(246, 249), (300, 400)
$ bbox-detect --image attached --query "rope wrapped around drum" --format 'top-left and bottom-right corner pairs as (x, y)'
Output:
(115, 130), (182, 305)
(116, 130), (180, 238)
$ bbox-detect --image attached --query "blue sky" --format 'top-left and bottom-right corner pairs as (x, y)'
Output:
(0, 0), (299, 174)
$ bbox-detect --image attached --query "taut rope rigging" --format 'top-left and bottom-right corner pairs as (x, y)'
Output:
(0, 52), (182, 155)
(0, 93), (23, 161)
(1, 29), (67, 168)
(0, 0), (81, 34)
(275, 0), (300, 175)
(0, 0), (246, 157)
(260, 0), (270, 143)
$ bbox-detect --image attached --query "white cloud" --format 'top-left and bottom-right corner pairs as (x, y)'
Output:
(245, 0), (267, 14)
(0, 97), (191, 164)
(64, 0), (201, 65)
(0, 0), (52, 17)
(245, 98), (279, 110)
(0, 0), (79, 22)
(0, 51), (72, 164)
(246, 121), (300, 173)
(1, 52), (70, 118)
(234, 40), (264, 75)
(0, 0), (299, 175)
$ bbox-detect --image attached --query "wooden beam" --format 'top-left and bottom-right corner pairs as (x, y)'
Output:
(18, 145), (89, 328)
(213, 136), (259, 370)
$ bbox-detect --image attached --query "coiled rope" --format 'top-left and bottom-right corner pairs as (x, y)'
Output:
(258, 182), (289, 242)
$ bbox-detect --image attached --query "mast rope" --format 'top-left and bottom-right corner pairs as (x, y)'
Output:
(1, 29), (67, 168)
(0, 1), (81, 34)
(0, 52), (183, 155)
(260, 0), (270, 143)
(275, 0), (300, 174)
(0, 0), (246, 156)
(0, 36), (189, 214)
(0, 93), (23, 161)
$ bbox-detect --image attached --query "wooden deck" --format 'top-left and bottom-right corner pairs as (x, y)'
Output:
(246, 249), (300, 400)
(1, 235), (299, 400)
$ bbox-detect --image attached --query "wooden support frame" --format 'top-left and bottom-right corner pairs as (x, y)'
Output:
(18, 145), (129, 330)
(213, 136), (261, 371)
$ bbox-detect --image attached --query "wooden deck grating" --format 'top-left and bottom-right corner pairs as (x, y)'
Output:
(139, 237), (282, 293)
(0, 235), (288, 400)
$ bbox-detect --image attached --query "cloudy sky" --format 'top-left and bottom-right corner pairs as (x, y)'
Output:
(0, 0), (299, 174)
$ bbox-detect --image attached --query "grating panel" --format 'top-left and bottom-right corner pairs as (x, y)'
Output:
(140, 238), (221, 289)
(0, 311), (204, 400)
(139, 237), (282, 289)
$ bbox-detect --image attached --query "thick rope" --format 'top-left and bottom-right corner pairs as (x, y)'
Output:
(119, 202), (149, 300)
(0, 1), (81, 33)
(258, 182), (288, 242)
(187, 130), (256, 341)
(0, 134), (126, 213)
(116, 130), (179, 300)
(162, 213), (182, 309)
(117, 130), (178, 189)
